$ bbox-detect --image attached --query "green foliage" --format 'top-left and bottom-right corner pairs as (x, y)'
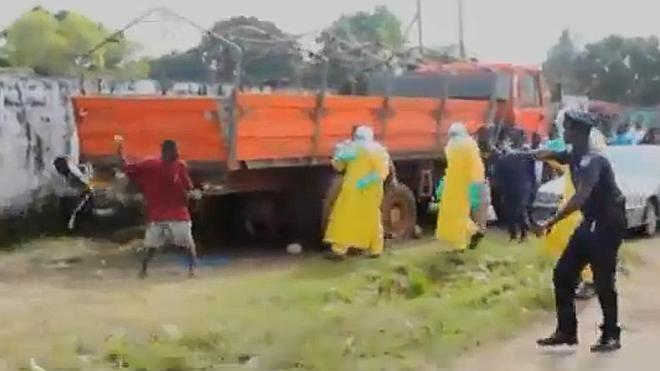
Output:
(330, 6), (404, 49)
(320, 6), (404, 88)
(543, 29), (579, 94)
(575, 35), (660, 105)
(1, 8), (69, 75)
(149, 16), (301, 86)
(544, 30), (660, 105)
(0, 7), (142, 77)
(0, 236), (643, 369)
(148, 8), (404, 89)
(149, 49), (210, 85)
(78, 236), (554, 370)
(203, 16), (300, 85)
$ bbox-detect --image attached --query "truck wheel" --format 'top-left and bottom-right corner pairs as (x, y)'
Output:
(643, 199), (658, 237)
(382, 183), (417, 240)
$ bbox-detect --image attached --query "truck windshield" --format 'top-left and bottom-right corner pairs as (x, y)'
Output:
(367, 71), (511, 100)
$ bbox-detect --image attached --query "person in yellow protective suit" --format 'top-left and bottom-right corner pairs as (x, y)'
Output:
(436, 123), (484, 251)
(324, 125), (390, 259)
(541, 128), (607, 299)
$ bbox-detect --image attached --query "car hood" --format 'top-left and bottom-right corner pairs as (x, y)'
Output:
(538, 174), (658, 198)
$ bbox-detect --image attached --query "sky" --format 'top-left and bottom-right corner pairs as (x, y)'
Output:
(1, 0), (659, 64)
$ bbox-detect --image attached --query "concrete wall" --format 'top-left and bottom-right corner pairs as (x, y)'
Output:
(0, 75), (79, 216)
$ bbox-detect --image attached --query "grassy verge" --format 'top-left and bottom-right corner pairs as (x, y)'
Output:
(16, 234), (561, 371)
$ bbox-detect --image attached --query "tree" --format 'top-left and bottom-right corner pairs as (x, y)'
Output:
(573, 35), (660, 105)
(328, 6), (404, 49)
(200, 16), (301, 85)
(0, 7), (144, 77)
(543, 29), (579, 94)
(149, 49), (211, 86)
(544, 30), (660, 105)
(1, 8), (69, 75)
(319, 6), (404, 88)
(148, 16), (304, 87)
(113, 59), (151, 80)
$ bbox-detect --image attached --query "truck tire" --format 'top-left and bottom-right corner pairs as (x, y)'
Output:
(382, 182), (417, 240)
(643, 199), (658, 237)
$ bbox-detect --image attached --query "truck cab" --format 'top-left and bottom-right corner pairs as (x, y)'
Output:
(497, 63), (551, 138)
(366, 62), (551, 140)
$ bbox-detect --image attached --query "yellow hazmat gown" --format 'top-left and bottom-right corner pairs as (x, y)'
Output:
(324, 144), (390, 255)
(542, 163), (592, 281)
(436, 137), (481, 251)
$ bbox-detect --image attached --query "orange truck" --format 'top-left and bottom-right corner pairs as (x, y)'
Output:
(72, 62), (552, 244)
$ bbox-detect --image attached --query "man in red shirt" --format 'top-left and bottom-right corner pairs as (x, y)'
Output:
(116, 138), (200, 278)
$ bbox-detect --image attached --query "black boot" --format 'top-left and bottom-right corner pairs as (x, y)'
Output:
(590, 327), (621, 353)
(468, 232), (485, 250)
(536, 331), (578, 347)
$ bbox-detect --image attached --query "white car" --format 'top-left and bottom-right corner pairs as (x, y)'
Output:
(534, 145), (660, 236)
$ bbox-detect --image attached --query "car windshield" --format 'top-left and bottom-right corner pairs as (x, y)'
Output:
(605, 146), (660, 177)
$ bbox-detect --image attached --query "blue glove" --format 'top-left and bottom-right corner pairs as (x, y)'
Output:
(435, 178), (445, 201)
(333, 143), (358, 162)
(543, 138), (566, 152)
(356, 171), (380, 190)
(468, 182), (482, 210)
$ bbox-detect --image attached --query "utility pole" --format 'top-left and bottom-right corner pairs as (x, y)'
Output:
(416, 0), (424, 53)
(458, 0), (466, 59)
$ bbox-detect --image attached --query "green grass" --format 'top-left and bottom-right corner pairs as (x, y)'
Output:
(41, 234), (557, 371)
(2, 229), (647, 370)
(9, 233), (648, 370)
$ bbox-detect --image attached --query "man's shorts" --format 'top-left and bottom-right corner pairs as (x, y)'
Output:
(144, 221), (195, 249)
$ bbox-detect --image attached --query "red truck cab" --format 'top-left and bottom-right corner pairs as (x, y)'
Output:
(371, 62), (551, 139)
(490, 63), (551, 137)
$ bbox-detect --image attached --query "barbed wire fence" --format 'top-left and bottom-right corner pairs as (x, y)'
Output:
(72, 6), (446, 95)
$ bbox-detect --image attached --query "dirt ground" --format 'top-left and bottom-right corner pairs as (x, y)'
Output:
(0, 238), (313, 369)
(449, 237), (660, 371)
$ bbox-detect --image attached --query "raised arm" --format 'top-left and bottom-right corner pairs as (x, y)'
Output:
(114, 135), (127, 168)
(114, 135), (147, 178)
(505, 149), (571, 165)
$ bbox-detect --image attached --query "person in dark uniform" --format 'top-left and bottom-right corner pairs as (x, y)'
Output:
(531, 110), (626, 352)
(494, 129), (535, 242)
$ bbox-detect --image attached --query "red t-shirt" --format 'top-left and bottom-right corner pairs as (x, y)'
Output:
(124, 158), (193, 222)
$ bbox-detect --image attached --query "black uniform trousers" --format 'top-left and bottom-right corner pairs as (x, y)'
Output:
(553, 219), (623, 337)
(502, 188), (532, 240)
